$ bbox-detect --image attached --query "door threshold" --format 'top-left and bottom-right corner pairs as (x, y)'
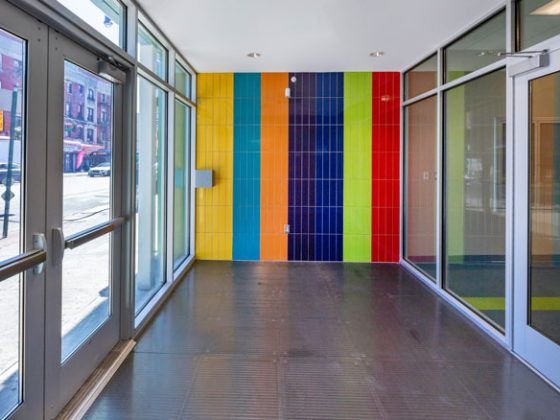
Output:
(56, 339), (136, 420)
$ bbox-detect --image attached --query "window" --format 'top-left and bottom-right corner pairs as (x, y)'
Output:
(175, 62), (192, 99)
(78, 84), (84, 94)
(444, 11), (506, 83)
(444, 69), (506, 330)
(87, 107), (94, 122)
(77, 104), (84, 119)
(173, 100), (191, 268)
(56, 0), (125, 47)
(138, 22), (167, 80)
(404, 96), (437, 280)
(405, 54), (438, 99)
(87, 128), (94, 143)
(518, 0), (560, 50)
(87, 88), (94, 101)
(135, 76), (166, 314)
(65, 102), (72, 117)
(67, 83), (72, 94)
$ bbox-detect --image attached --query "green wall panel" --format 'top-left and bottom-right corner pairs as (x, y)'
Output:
(343, 72), (372, 261)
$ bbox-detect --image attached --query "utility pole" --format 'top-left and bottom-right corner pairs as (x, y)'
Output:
(3, 88), (18, 238)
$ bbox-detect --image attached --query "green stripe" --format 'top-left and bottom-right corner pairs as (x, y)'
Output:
(343, 72), (372, 262)
(445, 84), (465, 260)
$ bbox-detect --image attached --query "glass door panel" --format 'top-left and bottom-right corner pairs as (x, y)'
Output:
(61, 60), (114, 360)
(529, 72), (560, 345)
(0, 26), (25, 419)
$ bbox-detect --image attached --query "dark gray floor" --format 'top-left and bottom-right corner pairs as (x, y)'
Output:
(85, 261), (560, 419)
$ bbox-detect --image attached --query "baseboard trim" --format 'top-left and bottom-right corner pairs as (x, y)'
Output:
(56, 339), (136, 420)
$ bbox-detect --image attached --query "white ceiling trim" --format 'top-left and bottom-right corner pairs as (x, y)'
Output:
(137, 0), (505, 73)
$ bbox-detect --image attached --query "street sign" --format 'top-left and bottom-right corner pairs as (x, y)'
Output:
(2, 190), (14, 201)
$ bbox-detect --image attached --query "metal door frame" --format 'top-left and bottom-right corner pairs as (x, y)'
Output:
(43, 29), (126, 418)
(0, 1), (48, 418)
(513, 45), (560, 390)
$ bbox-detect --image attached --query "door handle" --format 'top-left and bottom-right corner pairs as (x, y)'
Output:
(52, 228), (65, 265)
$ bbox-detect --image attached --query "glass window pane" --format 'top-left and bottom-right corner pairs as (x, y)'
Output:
(138, 23), (167, 80)
(444, 69), (506, 330)
(405, 54), (438, 99)
(56, 0), (124, 47)
(518, 0), (560, 50)
(404, 96), (437, 280)
(61, 234), (111, 361)
(175, 62), (192, 99)
(529, 71), (560, 345)
(135, 76), (166, 314)
(173, 100), (191, 268)
(0, 28), (25, 419)
(63, 61), (113, 237)
(444, 11), (506, 83)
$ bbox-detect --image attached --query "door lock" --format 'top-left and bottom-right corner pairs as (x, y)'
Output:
(52, 228), (65, 265)
(32, 233), (47, 274)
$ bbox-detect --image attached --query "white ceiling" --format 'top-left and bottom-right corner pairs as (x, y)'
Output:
(137, 0), (505, 73)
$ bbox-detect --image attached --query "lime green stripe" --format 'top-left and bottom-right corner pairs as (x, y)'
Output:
(445, 84), (465, 259)
(463, 297), (560, 311)
(343, 73), (372, 262)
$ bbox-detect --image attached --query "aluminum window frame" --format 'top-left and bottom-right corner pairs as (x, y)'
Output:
(401, 1), (513, 350)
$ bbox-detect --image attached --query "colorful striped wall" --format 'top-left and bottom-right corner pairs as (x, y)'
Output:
(196, 72), (400, 263)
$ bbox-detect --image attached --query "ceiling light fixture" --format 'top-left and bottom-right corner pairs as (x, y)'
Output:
(247, 52), (261, 58)
(531, 0), (560, 15)
(370, 51), (385, 57)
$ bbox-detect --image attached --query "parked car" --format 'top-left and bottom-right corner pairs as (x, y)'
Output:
(88, 162), (111, 177)
(0, 162), (22, 183)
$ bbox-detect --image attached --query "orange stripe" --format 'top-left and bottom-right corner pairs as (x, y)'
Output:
(260, 73), (289, 260)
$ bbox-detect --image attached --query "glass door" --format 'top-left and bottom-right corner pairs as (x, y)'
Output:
(43, 30), (124, 417)
(514, 48), (560, 388)
(0, 2), (48, 418)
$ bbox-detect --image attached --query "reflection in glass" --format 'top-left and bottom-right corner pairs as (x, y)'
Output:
(404, 96), (437, 280)
(135, 76), (166, 314)
(56, 0), (124, 47)
(405, 54), (437, 99)
(444, 11), (506, 83)
(174, 100), (191, 268)
(444, 69), (506, 329)
(518, 0), (560, 50)
(175, 63), (192, 99)
(529, 71), (560, 344)
(0, 28), (25, 419)
(138, 23), (167, 80)
(61, 235), (111, 361)
(63, 61), (113, 237)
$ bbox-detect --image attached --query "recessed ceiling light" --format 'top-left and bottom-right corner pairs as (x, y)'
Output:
(247, 52), (261, 58)
(531, 0), (560, 15)
(370, 51), (385, 57)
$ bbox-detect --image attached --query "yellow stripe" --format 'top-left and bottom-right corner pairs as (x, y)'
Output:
(196, 74), (234, 260)
(463, 297), (560, 311)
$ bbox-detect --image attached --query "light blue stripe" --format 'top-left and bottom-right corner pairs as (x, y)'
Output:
(233, 73), (261, 260)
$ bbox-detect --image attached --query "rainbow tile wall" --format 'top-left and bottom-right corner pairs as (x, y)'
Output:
(196, 72), (400, 263)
